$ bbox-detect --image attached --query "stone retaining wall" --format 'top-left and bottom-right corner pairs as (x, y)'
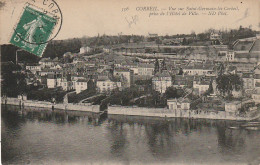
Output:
(2, 97), (100, 113)
(108, 105), (260, 121)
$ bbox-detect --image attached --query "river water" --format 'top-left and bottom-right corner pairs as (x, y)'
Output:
(1, 105), (260, 165)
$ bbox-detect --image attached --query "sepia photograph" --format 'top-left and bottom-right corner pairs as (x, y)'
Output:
(0, 0), (260, 164)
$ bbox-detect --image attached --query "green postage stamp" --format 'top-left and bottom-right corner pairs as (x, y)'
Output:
(10, 5), (57, 57)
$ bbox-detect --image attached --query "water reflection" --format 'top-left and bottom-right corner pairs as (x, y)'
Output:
(108, 115), (260, 163)
(2, 105), (260, 164)
(144, 122), (178, 160)
(107, 121), (128, 160)
(2, 105), (106, 126)
(216, 123), (246, 158)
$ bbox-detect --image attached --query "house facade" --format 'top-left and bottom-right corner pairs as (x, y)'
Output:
(96, 76), (122, 93)
(75, 79), (90, 94)
(39, 58), (55, 67)
(226, 51), (235, 62)
(242, 73), (254, 89)
(152, 71), (172, 93)
(26, 64), (41, 74)
(193, 80), (210, 96)
(137, 63), (154, 76)
(253, 67), (260, 103)
(167, 98), (190, 111)
(183, 65), (215, 76)
(113, 68), (134, 87)
(225, 101), (241, 113)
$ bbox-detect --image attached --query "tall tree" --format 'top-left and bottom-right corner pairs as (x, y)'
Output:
(154, 58), (160, 74)
(217, 63), (225, 76)
(161, 59), (167, 71)
(216, 74), (243, 96)
(165, 87), (184, 99)
(182, 38), (187, 45)
(178, 68), (183, 75)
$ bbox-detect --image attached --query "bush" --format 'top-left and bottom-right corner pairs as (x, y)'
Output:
(27, 87), (66, 103)
(68, 88), (96, 103)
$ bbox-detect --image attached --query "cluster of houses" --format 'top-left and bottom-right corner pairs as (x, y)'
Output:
(218, 34), (260, 63)
(22, 34), (260, 115)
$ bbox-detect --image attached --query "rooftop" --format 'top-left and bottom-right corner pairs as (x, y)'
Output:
(242, 72), (254, 78)
(77, 79), (90, 83)
(97, 75), (121, 82)
(154, 70), (171, 78)
(39, 58), (52, 63)
(183, 65), (214, 70)
(114, 67), (131, 72)
(137, 63), (154, 68)
(168, 98), (190, 103)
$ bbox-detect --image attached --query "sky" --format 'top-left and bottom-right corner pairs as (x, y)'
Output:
(0, 0), (259, 44)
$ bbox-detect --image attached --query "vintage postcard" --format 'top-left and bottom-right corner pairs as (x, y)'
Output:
(0, 0), (260, 164)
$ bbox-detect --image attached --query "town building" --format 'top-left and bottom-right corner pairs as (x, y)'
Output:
(60, 75), (73, 91)
(193, 79), (210, 96)
(80, 46), (93, 54)
(183, 65), (215, 76)
(167, 98), (190, 111)
(113, 68), (134, 87)
(226, 51), (235, 62)
(252, 67), (260, 103)
(148, 33), (158, 38)
(162, 38), (183, 45)
(47, 74), (57, 88)
(217, 51), (228, 61)
(225, 101), (241, 114)
(96, 75), (122, 93)
(61, 80), (74, 91)
(75, 79), (90, 94)
(137, 63), (154, 76)
(50, 63), (63, 70)
(103, 47), (111, 53)
(152, 70), (172, 93)
(242, 73), (254, 90)
(25, 64), (41, 74)
(39, 58), (55, 67)
(210, 31), (222, 40)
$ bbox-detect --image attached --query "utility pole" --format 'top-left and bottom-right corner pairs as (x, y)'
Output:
(16, 49), (23, 65)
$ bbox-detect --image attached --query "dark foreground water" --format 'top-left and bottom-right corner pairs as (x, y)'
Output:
(2, 105), (260, 165)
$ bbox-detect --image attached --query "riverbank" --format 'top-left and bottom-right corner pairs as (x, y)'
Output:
(1, 97), (100, 113)
(3, 97), (260, 121)
(2, 104), (260, 165)
(107, 105), (260, 121)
